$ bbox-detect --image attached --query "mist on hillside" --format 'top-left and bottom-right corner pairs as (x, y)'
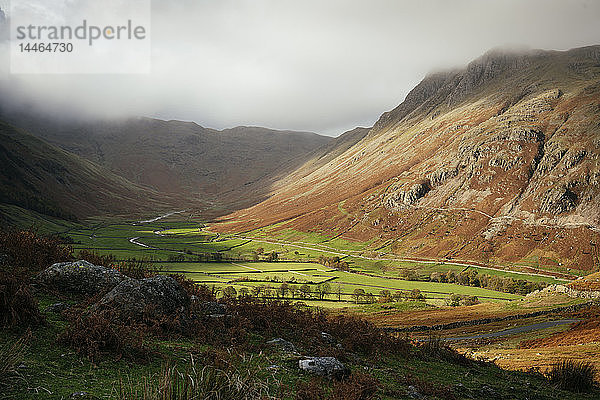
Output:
(0, 0), (599, 135)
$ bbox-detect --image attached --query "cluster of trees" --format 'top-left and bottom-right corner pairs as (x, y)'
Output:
(445, 293), (480, 307)
(318, 256), (349, 271)
(214, 282), (431, 304)
(354, 288), (425, 304)
(167, 252), (232, 262)
(251, 248), (279, 262)
(218, 282), (341, 301)
(428, 269), (547, 295)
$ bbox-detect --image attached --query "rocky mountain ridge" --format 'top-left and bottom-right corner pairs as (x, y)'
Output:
(216, 46), (600, 272)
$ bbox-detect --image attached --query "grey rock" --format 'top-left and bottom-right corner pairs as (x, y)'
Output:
(428, 167), (458, 186)
(563, 149), (586, 169)
(408, 385), (426, 399)
(37, 260), (126, 296)
(386, 181), (431, 209)
(266, 338), (298, 354)
(197, 301), (227, 317)
(298, 357), (348, 379)
(320, 332), (336, 345)
(95, 275), (189, 323)
(69, 392), (98, 399)
(480, 385), (497, 397)
(539, 186), (577, 214)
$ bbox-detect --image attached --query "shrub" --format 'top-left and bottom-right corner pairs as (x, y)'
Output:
(295, 378), (326, 400)
(547, 359), (596, 392)
(445, 293), (479, 307)
(327, 314), (410, 357)
(330, 372), (380, 400)
(115, 258), (157, 279)
(171, 275), (214, 301)
(59, 306), (147, 361)
(409, 289), (425, 300)
(445, 293), (461, 307)
(76, 249), (116, 268)
(0, 229), (72, 277)
(418, 336), (470, 366)
(0, 272), (44, 328)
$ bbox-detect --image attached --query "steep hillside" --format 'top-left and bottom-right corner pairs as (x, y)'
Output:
(3, 115), (331, 214)
(216, 46), (600, 272)
(0, 120), (174, 220)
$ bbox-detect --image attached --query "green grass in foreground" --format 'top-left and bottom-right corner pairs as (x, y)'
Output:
(2, 290), (597, 400)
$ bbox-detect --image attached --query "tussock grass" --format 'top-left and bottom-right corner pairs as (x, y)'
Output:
(0, 330), (30, 387)
(547, 359), (596, 392)
(115, 356), (276, 400)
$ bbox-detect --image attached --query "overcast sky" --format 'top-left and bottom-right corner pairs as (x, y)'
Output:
(0, 0), (599, 136)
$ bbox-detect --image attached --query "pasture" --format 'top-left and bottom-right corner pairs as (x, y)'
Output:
(57, 213), (573, 308)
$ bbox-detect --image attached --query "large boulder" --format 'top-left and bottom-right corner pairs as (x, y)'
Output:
(95, 275), (190, 322)
(37, 260), (126, 296)
(298, 357), (348, 379)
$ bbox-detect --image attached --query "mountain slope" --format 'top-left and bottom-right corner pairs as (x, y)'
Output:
(0, 120), (174, 220)
(215, 46), (600, 272)
(3, 115), (331, 214)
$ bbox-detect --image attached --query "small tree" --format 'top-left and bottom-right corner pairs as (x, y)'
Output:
(391, 291), (405, 302)
(252, 285), (263, 298)
(316, 282), (331, 300)
(238, 287), (250, 298)
(279, 283), (290, 298)
(352, 288), (365, 304)
(289, 285), (298, 299)
(267, 251), (279, 262)
(299, 284), (311, 299)
(410, 288), (425, 300)
(222, 286), (237, 299)
(446, 293), (462, 307)
(462, 295), (479, 306)
(379, 290), (392, 303)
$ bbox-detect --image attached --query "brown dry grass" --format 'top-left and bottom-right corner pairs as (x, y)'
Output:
(357, 302), (507, 329)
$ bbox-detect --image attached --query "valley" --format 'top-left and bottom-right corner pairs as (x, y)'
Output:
(2, 44), (600, 399)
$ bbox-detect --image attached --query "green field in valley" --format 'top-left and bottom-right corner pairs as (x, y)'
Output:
(42, 213), (573, 309)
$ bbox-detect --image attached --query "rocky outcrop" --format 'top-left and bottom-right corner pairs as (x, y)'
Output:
(537, 142), (567, 174)
(95, 275), (190, 323)
(539, 186), (577, 214)
(428, 167), (458, 186)
(385, 181), (431, 209)
(195, 300), (227, 317)
(563, 149), (587, 169)
(532, 284), (600, 300)
(37, 260), (126, 296)
(298, 357), (348, 379)
(492, 127), (544, 143)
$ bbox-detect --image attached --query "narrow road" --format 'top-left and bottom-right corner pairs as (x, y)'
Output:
(443, 319), (579, 341)
(129, 237), (155, 249)
(134, 210), (186, 225)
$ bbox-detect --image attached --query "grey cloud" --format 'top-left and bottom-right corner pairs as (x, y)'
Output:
(1, 0), (599, 136)
(0, 7), (7, 41)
